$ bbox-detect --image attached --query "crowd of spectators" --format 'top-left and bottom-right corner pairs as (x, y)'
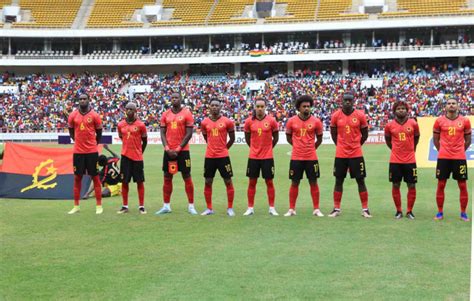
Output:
(0, 65), (472, 133)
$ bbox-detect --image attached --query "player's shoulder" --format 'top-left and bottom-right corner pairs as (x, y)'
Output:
(117, 119), (126, 127)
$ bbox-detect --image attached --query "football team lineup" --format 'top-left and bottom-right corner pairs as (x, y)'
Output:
(66, 93), (472, 221)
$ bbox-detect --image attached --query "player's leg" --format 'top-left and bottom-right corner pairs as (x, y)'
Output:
(405, 163), (417, 219)
(202, 158), (217, 215)
(285, 160), (303, 216)
(179, 151), (196, 214)
(217, 157), (235, 216)
(156, 172), (173, 215)
(348, 157), (370, 217)
(434, 159), (450, 220)
(244, 159), (259, 216)
(133, 160), (146, 214)
(263, 159), (277, 216)
(87, 153), (103, 214)
(69, 153), (84, 214)
(392, 182), (402, 219)
(330, 158), (348, 217)
(307, 160), (323, 217)
(389, 163), (403, 218)
(118, 156), (131, 214)
(453, 160), (469, 221)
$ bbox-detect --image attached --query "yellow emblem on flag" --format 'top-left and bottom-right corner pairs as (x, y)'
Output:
(21, 159), (58, 192)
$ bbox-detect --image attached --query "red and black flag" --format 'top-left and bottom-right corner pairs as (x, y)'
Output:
(0, 143), (91, 199)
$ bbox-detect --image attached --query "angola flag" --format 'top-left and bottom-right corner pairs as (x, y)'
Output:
(0, 143), (91, 199)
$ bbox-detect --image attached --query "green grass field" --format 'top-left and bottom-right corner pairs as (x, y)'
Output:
(0, 144), (471, 300)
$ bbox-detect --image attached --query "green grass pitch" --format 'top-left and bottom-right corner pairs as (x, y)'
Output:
(0, 144), (471, 300)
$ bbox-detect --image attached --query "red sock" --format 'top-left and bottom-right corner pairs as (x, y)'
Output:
(92, 175), (102, 206)
(310, 183), (320, 209)
(392, 187), (402, 212)
(204, 183), (212, 209)
(265, 179), (275, 207)
(407, 187), (416, 212)
(359, 191), (368, 209)
(289, 184), (299, 210)
(247, 178), (257, 207)
(121, 182), (129, 206)
(226, 182), (234, 209)
(436, 179), (447, 212)
(73, 175), (82, 206)
(458, 180), (468, 213)
(163, 177), (173, 204)
(137, 182), (145, 207)
(184, 177), (194, 204)
(333, 191), (342, 209)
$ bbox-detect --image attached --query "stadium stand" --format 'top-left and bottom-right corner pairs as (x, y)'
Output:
(207, 0), (257, 25)
(316, 0), (368, 20)
(87, 0), (155, 28)
(16, 50), (74, 59)
(265, 0), (317, 23)
(12, 0), (81, 28)
(381, 0), (474, 17)
(0, 67), (471, 133)
(152, 0), (214, 27)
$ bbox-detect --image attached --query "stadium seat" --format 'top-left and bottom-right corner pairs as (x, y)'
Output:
(12, 0), (81, 28)
(152, 0), (214, 27)
(316, 0), (368, 20)
(207, 0), (257, 25)
(87, 0), (155, 28)
(265, 0), (317, 23)
(380, 0), (474, 18)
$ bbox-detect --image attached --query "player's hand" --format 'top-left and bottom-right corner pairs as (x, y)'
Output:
(167, 150), (178, 159)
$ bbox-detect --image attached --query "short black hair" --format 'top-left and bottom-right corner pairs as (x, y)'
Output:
(343, 93), (354, 101)
(209, 97), (221, 104)
(295, 95), (313, 109)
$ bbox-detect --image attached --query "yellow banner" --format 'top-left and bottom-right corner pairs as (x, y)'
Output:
(416, 116), (474, 168)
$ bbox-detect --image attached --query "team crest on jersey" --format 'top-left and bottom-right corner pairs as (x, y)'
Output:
(133, 126), (138, 132)
(406, 127), (412, 132)
(87, 117), (92, 123)
(219, 123), (224, 128)
(178, 116), (184, 121)
(264, 122), (269, 128)
(352, 118), (357, 123)
(307, 124), (313, 129)
(457, 122), (463, 128)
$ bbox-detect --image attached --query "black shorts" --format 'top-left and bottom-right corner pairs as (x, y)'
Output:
(289, 160), (320, 181)
(204, 157), (233, 179)
(389, 163), (417, 183)
(162, 151), (191, 174)
(120, 155), (145, 183)
(436, 159), (468, 180)
(333, 157), (366, 179)
(73, 153), (99, 176)
(246, 158), (275, 179)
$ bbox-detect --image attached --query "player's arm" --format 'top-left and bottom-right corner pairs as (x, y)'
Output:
(245, 132), (251, 147)
(142, 131), (148, 153)
(465, 133), (472, 151)
(96, 129), (102, 145)
(433, 132), (440, 151)
(330, 127), (337, 145)
(227, 130), (235, 149)
(68, 127), (75, 141)
(272, 131), (279, 148)
(315, 134), (323, 149)
(384, 135), (392, 149)
(160, 126), (176, 158)
(104, 144), (119, 158)
(286, 133), (292, 145)
(179, 127), (193, 151)
(414, 135), (420, 151)
(360, 127), (368, 145)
